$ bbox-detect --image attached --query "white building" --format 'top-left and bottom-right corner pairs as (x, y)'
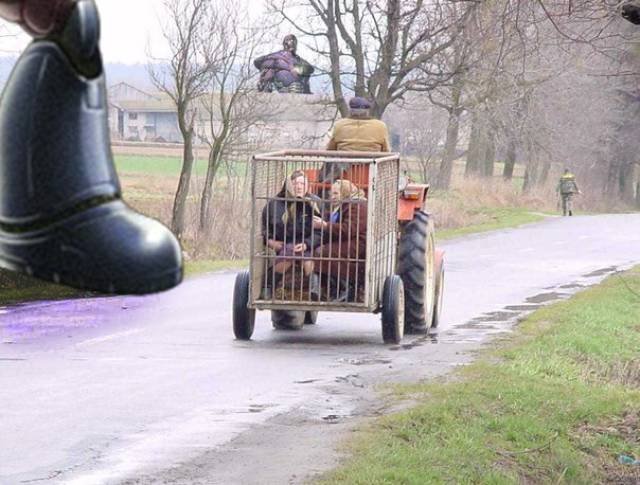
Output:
(107, 82), (335, 149)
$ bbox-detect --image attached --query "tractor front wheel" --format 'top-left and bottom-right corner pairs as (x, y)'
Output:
(398, 211), (436, 334)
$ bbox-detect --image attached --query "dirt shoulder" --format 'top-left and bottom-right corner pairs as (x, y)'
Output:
(116, 341), (481, 485)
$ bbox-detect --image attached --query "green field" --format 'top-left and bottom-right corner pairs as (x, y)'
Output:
(114, 155), (203, 176)
(114, 154), (251, 178)
(321, 267), (640, 484)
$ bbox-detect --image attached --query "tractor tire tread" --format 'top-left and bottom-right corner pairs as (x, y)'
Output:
(398, 212), (434, 329)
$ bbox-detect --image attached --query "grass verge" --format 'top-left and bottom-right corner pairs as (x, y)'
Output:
(320, 267), (640, 484)
(436, 207), (549, 240)
(184, 259), (248, 277)
(0, 271), (84, 306)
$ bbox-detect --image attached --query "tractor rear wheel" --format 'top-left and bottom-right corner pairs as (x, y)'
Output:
(271, 310), (305, 330)
(398, 211), (436, 334)
(233, 271), (255, 340)
(304, 311), (318, 325)
(381, 275), (405, 344)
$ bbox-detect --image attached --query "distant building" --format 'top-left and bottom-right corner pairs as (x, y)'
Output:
(108, 83), (180, 142)
(107, 82), (334, 149)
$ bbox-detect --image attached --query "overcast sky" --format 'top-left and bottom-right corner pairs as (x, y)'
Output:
(0, 0), (178, 64)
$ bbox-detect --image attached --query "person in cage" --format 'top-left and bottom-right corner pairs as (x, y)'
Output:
(313, 179), (368, 302)
(262, 170), (323, 299)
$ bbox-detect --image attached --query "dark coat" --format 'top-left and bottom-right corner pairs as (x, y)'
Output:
(315, 200), (367, 283)
(261, 196), (322, 250)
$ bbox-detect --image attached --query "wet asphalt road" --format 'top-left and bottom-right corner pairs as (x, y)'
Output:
(0, 214), (639, 484)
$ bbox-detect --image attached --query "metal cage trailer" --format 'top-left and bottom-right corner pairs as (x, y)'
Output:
(232, 149), (445, 344)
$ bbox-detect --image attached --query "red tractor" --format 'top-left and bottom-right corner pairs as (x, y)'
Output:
(233, 149), (444, 344)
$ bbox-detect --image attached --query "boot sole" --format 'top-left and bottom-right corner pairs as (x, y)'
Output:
(0, 201), (183, 295)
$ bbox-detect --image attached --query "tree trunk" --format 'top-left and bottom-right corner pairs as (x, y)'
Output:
(464, 113), (482, 177)
(522, 163), (534, 194)
(325, 5), (349, 118)
(522, 158), (550, 193)
(482, 129), (496, 178)
(503, 137), (517, 180)
(539, 159), (551, 185)
(419, 159), (429, 184)
(522, 142), (538, 194)
(605, 158), (620, 197)
(619, 160), (636, 203)
(171, 130), (194, 240)
(199, 141), (224, 233)
(435, 109), (461, 190)
(466, 112), (495, 179)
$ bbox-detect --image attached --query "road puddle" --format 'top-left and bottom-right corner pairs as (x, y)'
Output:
(469, 311), (517, 322)
(526, 292), (565, 304)
(504, 304), (543, 311)
(294, 378), (321, 384)
(582, 266), (619, 278)
(336, 357), (392, 366)
(389, 333), (438, 350)
(247, 404), (275, 413)
(321, 414), (346, 423)
(335, 374), (365, 388)
(455, 323), (500, 330)
(559, 283), (585, 290)
(437, 265), (623, 345)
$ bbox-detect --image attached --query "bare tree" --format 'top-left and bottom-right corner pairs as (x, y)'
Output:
(196, 1), (271, 234)
(268, 0), (474, 119)
(426, 0), (502, 189)
(500, 0), (640, 198)
(385, 98), (446, 183)
(149, 0), (213, 240)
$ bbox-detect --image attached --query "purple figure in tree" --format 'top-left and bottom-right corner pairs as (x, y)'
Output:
(254, 34), (314, 94)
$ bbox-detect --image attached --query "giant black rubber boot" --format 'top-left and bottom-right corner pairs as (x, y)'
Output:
(0, 0), (183, 294)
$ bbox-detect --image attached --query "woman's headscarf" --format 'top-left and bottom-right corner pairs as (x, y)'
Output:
(279, 170), (319, 224)
(331, 179), (366, 211)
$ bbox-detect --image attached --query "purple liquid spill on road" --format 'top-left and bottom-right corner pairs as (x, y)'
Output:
(0, 296), (146, 342)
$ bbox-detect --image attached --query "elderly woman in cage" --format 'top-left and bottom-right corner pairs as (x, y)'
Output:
(313, 179), (368, 302)
(261, 170), (323, 298)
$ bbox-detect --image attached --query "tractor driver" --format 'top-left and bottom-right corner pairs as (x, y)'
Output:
(326, 97), (390, 152)
(320, 97), (390, 184)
